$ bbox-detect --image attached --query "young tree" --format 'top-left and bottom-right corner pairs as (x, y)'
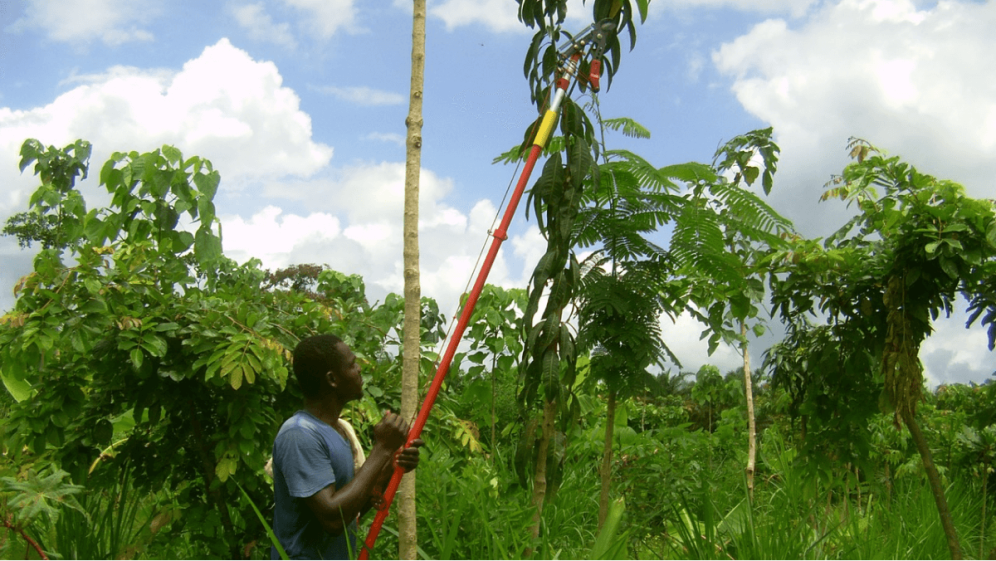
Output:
(0, 140), (413, 558)
(398, 0), (427, 557)
(769, 139), (996, 559)
(514, 0), (649, 541)
(684, 128), (790, 500)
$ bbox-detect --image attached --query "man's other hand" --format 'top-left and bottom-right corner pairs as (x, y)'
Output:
(397, 439), (423, 472)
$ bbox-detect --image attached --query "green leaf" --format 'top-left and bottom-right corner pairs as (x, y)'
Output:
(195, 227), (222, 265)
(193, 170), (221, 200)
(1, 367), (35, 402)
(130, 347), (144, 370)
(230, 365), (243, 390)
(743, 166), (760, 186)
(162, 145), (183, 164)
(216, 458), (231, 482)
(590, 498), (627, 559)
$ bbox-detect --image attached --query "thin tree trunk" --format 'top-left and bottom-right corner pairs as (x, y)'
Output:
(981, 461), (988, 561)
(398, 1), (426, 557)
(529, 399), (558, 542)
(492, 355), (497, 451)
(741, 321), (756, 503)
(901, 407), (963, 559)
(598, 387), (617, 529)
(187, 400), (236, 556)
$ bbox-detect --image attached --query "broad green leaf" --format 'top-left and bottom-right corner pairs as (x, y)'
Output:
(130, 348), (144, 370)
(1, 367), (35, 402)
(194, 170), (221, 200)
(230, 365), (243, 390)
(195, 227), (222, 265)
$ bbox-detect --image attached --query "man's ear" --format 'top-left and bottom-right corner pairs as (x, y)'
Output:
(325, 370), (337, 390)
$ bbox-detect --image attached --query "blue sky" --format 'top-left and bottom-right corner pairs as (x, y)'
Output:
(1, 0), (994, 386)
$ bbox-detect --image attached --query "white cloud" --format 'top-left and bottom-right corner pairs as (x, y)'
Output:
(231, 2), (298, 48)
(657, 0), (817, 17)
(281, 0), (359, 38)
(659, 310), (744, 375)
(0, 38), (333, 218)
(8, 0), (161, 45)
(223, 205), (341, 264)
(313, 86), (406, 106)
(921, 313), (994, 387)
(429, 0), (525, 33)
(713, 0), (996, 234)
(427, 0), (589, 33)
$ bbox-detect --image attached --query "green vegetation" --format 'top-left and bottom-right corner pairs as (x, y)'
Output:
(2, 130), (994, 560)
(2, 3), (995, 558)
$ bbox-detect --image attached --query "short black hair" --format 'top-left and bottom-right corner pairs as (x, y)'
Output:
(292, 334), (347, 398)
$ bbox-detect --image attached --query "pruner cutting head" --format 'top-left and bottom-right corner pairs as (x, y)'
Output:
(586, 20), (615, 92)
(559, 19), (615, 93)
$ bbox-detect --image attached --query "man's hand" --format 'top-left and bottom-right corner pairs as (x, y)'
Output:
(396, 439), (423, 472)
(372, 411), (409, 451)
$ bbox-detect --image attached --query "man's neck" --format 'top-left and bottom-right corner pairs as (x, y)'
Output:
(303, 395), (343, 428)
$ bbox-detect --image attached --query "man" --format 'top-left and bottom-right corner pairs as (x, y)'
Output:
(271, 334), (423, 559)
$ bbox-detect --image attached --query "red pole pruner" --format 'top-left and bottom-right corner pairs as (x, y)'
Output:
(357, 19), (615, 560)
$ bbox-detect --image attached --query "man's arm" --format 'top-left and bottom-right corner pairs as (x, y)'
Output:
(302, 413), (410, 536)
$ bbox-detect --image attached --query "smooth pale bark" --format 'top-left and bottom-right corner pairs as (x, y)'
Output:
(529, 399), (558, 543)
(901, 407), (963, 559)
(741, 321), (756, 502)
(399, 0), (425, 557)
(598, 387), (617, 528)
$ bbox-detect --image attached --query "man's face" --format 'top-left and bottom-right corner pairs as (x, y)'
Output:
(333, 341), (364, 402)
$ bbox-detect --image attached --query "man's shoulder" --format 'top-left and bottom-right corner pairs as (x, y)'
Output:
(278, 411), (328, 435)
(274, 412), (330, 448)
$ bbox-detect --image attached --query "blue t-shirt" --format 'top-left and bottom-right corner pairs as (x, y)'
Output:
(272, 411), (358, 559)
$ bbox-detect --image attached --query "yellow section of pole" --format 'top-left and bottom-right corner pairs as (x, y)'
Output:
(534, 109), (559, 148)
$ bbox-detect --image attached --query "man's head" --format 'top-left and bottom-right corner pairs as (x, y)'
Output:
(292, 335), (363, 402)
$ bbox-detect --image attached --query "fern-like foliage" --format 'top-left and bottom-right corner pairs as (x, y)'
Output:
(576, 257), (683, 391)
(602, 117), (651, 139)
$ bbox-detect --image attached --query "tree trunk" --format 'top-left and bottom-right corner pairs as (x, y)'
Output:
(598, 387), (616, 529)
(981, 458), (989, 561)
(529, 399), (558, 542)
(901, 407), (963, 559)
(187, 400), (237, 557)
(741, 321), (757, 502)
(492, 355), (497, 451)
(399, 1), (426, 558)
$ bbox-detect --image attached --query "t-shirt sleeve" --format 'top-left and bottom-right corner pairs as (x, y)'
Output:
(273, 427), (337, 498)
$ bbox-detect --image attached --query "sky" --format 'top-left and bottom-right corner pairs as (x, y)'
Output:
(1, 0), (994, 388)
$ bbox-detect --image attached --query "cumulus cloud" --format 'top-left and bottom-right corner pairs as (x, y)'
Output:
(0, 33), (538, 324)
(7, 0), (161, 46)
(230, 2), (298, 48)
(657, 0), (816, 17)
(713, 0), (996, 234)
(0, 38), (333, 218)
(659, 311), (745, 375)
(221, 183), (535, 320)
